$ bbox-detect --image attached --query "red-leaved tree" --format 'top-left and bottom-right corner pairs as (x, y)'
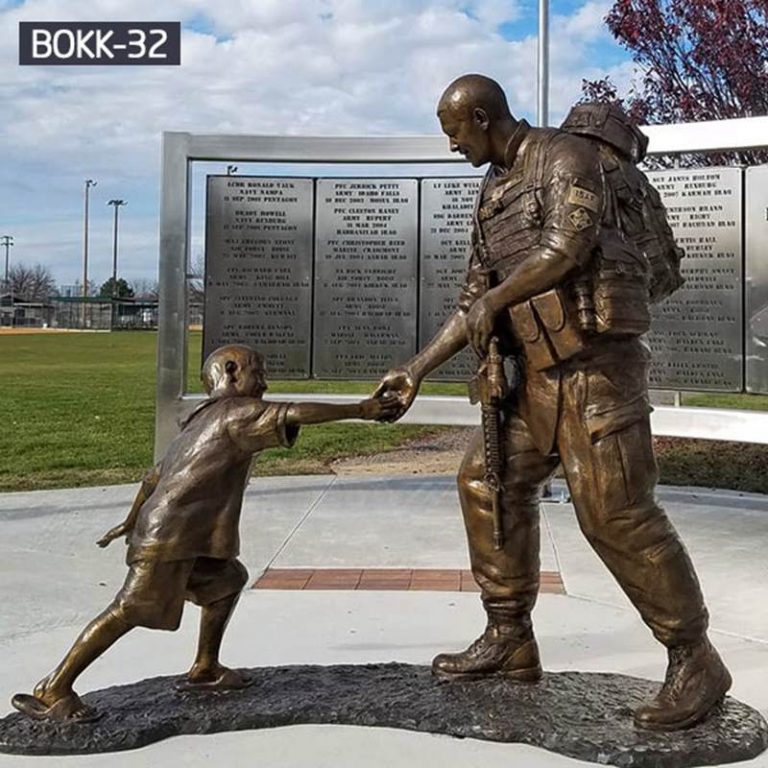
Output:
(582, 0), (768, 164)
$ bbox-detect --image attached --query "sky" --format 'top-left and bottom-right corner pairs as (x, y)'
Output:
(0, 0), (636, 288)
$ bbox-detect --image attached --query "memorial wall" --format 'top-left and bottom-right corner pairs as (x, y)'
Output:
(204, 168), (764, 392)
(646, 168), (743, 391)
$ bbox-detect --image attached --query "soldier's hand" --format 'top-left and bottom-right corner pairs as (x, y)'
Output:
(466, 297), (497, 358)
(372, 366), (420, 422)
(96, 523), (128, 548)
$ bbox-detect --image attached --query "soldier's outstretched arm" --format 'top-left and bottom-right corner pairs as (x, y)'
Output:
(372, 309), (468, 422)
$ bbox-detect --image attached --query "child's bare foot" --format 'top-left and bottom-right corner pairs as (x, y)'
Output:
(11, 676), (99, 722)
(176, 662), (252, 692)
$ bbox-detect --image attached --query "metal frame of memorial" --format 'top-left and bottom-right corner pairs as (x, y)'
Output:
(156, 116), (768, 458)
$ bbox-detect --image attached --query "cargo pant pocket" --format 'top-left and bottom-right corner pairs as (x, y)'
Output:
(592, 419), (658, 514)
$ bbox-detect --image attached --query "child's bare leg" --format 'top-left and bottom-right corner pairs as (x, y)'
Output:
(183, 592), (250, 689)
(39, 604), (132, 697)
(13, 604), (131, 720)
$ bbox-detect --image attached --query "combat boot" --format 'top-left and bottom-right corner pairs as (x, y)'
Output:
(634, 638), (731, 731)
(432, 621), (542, 681)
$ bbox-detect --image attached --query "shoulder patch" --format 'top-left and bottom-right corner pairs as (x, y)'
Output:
(567, 185), (599, 213)
(568, 207), (594, 232)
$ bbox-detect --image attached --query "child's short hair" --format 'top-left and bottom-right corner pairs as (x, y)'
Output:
(202, 344), (265, 396)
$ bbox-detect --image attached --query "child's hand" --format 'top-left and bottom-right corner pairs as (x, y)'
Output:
(360, 393), (401, 421)
(96, 523), (128, 548)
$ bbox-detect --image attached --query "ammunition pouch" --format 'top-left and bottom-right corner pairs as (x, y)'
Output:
(638, 185), (686, 303)
(508, 288), (588, 371)
(590, 238), (651, 337)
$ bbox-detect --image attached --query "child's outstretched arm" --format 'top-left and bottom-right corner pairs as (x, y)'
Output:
(96, 463), (162, 547)
(285, 394), (400, 427)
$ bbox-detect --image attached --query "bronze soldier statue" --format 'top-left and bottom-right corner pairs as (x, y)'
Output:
(12, 344), (397, 723)
(375, 74), (731, 730)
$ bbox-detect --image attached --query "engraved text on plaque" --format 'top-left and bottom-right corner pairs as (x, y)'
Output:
(420, 177), (482, 380)
(204, 176), (314, 377)
(314, 179), (418, 378)
(647, 168), (743, 391)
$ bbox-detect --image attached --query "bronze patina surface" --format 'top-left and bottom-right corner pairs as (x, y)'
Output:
(2, 665), (767, 766)
(374, 74), (731, 731)
(10, 344), (397, 724)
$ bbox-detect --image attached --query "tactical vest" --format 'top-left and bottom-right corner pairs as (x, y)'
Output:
(473, 126), (652, 371)
(476, 128), (556, 278)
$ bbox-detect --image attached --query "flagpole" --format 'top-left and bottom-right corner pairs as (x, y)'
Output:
(537, 0), (550, 126)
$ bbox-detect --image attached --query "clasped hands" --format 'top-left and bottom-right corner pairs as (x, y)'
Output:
(371, 294), (502, 422)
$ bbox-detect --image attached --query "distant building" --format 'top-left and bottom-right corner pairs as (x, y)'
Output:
(1, 293), (54, 327)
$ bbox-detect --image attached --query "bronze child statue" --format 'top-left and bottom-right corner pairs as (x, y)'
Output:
(12, 343), (397, 723)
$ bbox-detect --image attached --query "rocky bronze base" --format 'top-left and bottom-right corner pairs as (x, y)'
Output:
(1, 664), (766, 766)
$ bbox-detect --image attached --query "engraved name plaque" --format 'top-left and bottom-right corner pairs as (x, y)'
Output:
(203, 176), (314, 377)
(647, 167), (743, 391)
(745, 165), (768, 394)
(420, 177), (482, 380)
(314, 179), (418, 378)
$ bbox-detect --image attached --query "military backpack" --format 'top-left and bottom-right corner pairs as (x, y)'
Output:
(561, 102), (685, 306)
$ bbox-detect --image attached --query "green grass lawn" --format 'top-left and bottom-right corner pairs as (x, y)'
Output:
(0, 331), (450, 492)
(1, 330), (767, 492)
(1, 332), (160, 491)
(682, 392), (768, 410)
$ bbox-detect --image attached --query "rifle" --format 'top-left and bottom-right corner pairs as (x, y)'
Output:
(468, 337), (510, 551)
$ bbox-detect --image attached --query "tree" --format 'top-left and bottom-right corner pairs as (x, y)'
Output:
(130, 278), (159, 300)
(189, 253), (205, 305)
(8, 263), (57, 302)
(99, 277), (134, 299)
(581, 0), (768, 164)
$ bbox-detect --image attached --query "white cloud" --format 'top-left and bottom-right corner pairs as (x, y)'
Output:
(0, 0), (630, 284)
(558, 0), (612, 44)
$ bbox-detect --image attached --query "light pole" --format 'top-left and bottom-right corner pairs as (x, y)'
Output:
(83, 179), (96, 328)
(537, 0), (550, 127)
(1, 234), (13, 293)
(82, 179), (97, 327)
(107, 199), (126, 290)
(107, 199), (126, 328)
(82, 179), (97, 299)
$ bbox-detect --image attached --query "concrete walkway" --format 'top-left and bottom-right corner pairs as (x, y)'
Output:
(0, 476), (766, 767)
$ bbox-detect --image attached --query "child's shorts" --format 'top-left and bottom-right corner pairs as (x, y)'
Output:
(113, 556), (249, 630)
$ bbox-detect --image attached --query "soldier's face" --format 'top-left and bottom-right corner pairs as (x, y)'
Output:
(438, 108), (490, 167)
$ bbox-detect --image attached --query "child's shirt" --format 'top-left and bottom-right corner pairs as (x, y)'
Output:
(127, 397), (298, 564)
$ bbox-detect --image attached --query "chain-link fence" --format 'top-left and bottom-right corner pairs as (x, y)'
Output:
(51, 297), (159, 330)
(0, 296), (161, 330)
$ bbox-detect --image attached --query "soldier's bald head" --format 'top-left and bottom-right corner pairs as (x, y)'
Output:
(437, 74), (512, 121)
